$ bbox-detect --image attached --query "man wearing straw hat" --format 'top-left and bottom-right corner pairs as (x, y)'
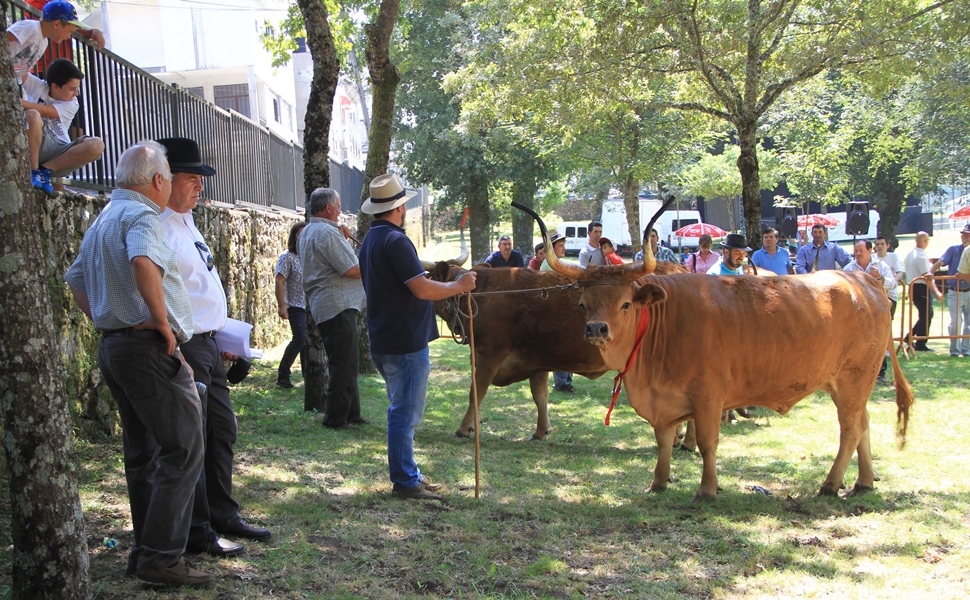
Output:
(359, 174), (477, 500)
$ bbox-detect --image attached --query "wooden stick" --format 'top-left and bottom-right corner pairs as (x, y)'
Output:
(466, 293), (481, 498)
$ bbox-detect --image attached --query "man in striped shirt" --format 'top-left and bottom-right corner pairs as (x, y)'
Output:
(65, 141), (213, 587)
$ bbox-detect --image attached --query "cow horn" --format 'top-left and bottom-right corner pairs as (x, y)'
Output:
(421, 260), (437, 272)
(449, 229), (469, 266)
(636, 195), (677, 276)
(511, 201), (584, 279)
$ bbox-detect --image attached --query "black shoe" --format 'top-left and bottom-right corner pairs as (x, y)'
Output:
(218, 519), (272, 541)
(276, 375), (293, 389)
(186, 536), (244, 557)
(914, 346), (934, 352)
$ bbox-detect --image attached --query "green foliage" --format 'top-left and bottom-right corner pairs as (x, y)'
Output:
(260, 1), (356, 68)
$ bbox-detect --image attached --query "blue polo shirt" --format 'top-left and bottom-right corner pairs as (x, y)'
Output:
(751, 247), (793, 275)
(359, 220), (438, 355)
(938, 243), (970, 292)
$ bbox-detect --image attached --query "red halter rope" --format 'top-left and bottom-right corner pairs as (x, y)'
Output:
(605, 305), (651, 426)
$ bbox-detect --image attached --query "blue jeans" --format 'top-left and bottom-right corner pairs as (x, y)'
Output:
(553, 372), (573, 387)
(278, 306), (307, 377)
(372, 348), (430, 491)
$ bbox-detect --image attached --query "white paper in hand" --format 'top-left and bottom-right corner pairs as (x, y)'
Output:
(215, 318), (263, 359)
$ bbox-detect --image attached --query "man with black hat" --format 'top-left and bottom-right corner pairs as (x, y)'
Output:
(359, 173), (477, 500)
(706, 233), (750, 276)
(158, 137), (271, 557)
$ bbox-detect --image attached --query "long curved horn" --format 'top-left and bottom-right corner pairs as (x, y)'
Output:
(511, 201), (584, 279)
(449, 229), (469, 266)
(421, 260), (437, 272)
(637, 195), (676, 275)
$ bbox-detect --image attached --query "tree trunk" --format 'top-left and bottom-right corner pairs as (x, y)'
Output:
(622, 172), (641, 252)
(297, 0), (340, 198)
(0, 14), (90, 597)
(467, 175), (491, 263)
(511, 177), (538, 255)
(296, 0), (340, 409)
(736, 119), (763, 249)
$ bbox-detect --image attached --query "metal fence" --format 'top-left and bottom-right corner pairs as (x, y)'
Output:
(4, 0), (368, 212)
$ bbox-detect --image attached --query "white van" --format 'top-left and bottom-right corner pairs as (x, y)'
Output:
(601, 200), (705, 253)
(560, 221), (589, 256)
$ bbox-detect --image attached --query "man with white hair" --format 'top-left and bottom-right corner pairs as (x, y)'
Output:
(65, 141), (213, 587)
(904, 231), (942, 352)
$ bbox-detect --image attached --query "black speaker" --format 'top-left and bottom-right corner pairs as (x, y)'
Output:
(776, 206), (798, 239)
(846, 201), (870, 236)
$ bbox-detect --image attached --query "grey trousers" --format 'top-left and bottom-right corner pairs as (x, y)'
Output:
(98, 332), (204, 571)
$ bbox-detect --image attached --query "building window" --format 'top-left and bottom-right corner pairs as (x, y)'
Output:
(273, 97), (281, 123)
(214, 84), (250, 118)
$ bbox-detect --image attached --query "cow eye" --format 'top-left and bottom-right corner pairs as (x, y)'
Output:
(621, 302), (632, 311)
(578, 303), (586, 314)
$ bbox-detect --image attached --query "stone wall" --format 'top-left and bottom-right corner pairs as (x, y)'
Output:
(40, 191), (428, 437)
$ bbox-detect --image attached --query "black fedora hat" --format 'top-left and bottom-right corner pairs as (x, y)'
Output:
(157, 137), (216, 176)
(720, 233), (751, 251)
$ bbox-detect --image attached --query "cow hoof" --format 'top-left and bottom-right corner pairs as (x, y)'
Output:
(677, 444), (696, 453)
(844, 483), (874, 498)
(693, 492), (717, 503)
(648, 482), (668, 493)
(817, 485), (840, 497)
(667, 475), (679, 483)
(527, 434), (546, 442)
(455, 429), (471, 439)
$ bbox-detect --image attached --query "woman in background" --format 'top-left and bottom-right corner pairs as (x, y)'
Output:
(275, 221), (307, 388)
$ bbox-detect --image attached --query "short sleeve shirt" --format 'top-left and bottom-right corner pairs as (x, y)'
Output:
(7, 20), (48, 82)
(298, 216), (364, 323)
(64, 188), (195, 342)
(751, 247), (793, 275)
(276, 251), (306, 309)
(359, 221), (438, 355)
(22, 73), (77, 144)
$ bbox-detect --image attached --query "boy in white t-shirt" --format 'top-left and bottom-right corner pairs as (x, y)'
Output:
(21, 58), (104, 191)
(6, 1), (91, 192)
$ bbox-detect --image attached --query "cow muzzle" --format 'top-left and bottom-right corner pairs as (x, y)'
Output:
(584, 321), (611, 345)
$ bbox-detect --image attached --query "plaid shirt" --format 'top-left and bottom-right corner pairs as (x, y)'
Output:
(635, 245), (681, 264)
(65, 189), (195, 342)
(298, 216), (364, 323)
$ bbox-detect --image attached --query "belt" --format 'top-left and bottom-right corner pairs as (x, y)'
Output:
(192, 330), (217, 339)
(101, 327), (163, 340)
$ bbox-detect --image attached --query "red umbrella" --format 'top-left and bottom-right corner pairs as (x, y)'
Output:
(672, 223), (728, 238)
(949, 206), (970, 219)
(797, 214), (840, 228)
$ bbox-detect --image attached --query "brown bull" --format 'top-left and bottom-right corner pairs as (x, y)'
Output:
(544, 238), (914, 501)
(430, 261), (687, 440)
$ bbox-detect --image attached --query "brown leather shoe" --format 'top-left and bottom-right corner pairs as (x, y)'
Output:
(419, 475), (442, 492)
(392, 485), (442, 500)
(135, 556), (214, 587)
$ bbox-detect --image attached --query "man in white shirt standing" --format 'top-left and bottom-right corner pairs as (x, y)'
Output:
(903, 232), (942, 352)
(158, 137), (271, 558)
(578, 220), (605, 267)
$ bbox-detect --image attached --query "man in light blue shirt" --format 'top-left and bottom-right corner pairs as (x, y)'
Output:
(795, 225), (851, 273)
(706, 233), (750, 276)
(751, 228), (794, 275)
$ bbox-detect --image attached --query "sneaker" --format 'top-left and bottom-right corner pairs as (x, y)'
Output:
(276, 374), (293, 389)
(392, 485), (442, 500)
(877, 375), (888, 385)
(135, 556), (214, 587)
(31, 168), (53, 194)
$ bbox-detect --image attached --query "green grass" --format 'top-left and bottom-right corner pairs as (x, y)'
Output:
(3, 331), (970, 599)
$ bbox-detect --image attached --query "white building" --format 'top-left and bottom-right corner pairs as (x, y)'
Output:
(102, 0), (299, 141)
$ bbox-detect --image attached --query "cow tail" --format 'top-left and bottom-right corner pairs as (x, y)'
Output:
(888, 336), (914, 448)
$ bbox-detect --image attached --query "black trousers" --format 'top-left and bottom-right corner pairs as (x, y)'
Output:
(181, 333), (242, 541)
(911, 284), (933, 347)
(318, 309), (362, 426)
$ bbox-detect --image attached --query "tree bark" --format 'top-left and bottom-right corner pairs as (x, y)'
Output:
(297, 0), (340, 198)
(511, 177), (538, 255)
(466, 174), (491, 263)
(622, 172), (641, 251)
(0, 12), (90, 598)
(736, 119), (763, 249)
(296, 0), (340, 410)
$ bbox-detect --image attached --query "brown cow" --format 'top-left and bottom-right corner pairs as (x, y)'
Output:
(542, 235), (914, 500)
(430, 261), (687, 440)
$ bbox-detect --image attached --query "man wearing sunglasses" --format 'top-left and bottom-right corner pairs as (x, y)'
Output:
(158, 137), (271, 559)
